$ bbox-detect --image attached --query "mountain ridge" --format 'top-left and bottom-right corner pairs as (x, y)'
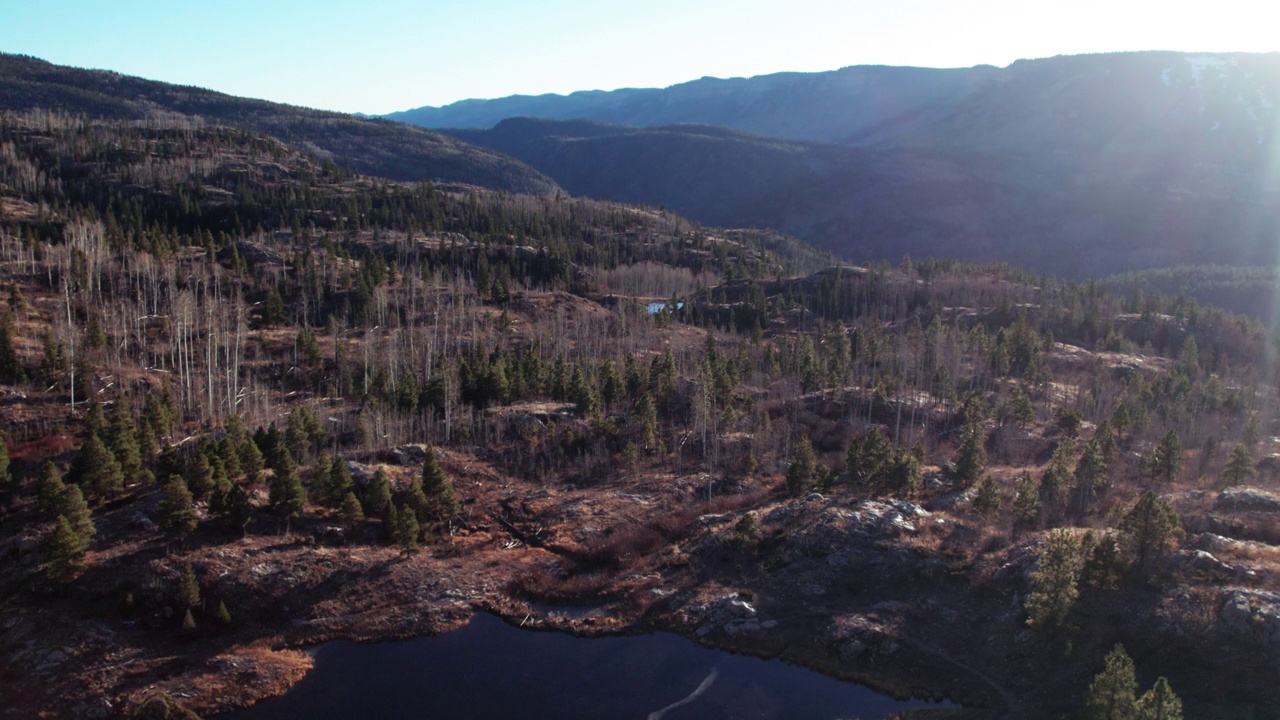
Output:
(0, 52), (560, 195)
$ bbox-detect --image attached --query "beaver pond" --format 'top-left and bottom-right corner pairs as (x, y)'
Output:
(220, 613), (949, 719)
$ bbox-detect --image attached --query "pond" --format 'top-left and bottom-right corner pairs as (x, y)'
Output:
(221, 613), (946, 720)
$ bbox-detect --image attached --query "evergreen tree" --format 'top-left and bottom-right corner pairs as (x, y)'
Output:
(309, 454), (335, 507)
(62, 483), (96, 544)
(1012, 472), (1042, 528)
(262, 287), (286, 325)
(1146, 430), (1182, 484)
(340, 491), (365, 531)
(1118, 491), (1184, 571)
(973, 476), (1001, 516)
(631, 393), (661, 453)
(70, 431), (125, 498)
(177, 562), (200, 610)
(328, 456), (354, 508)
(186, 452), (214, 500)
(786, 436), (817, 495)
(107, 398), (146, 485)
(180, 608), (197, 634)
(158, 476), (198, 541)
(420, 445), (459, 521)
(1136, 677), (1184, 720)
(1084, 644), (1138, 720)
(1025, 528), (1085, 633)
(268, 446), (307, 522)
(953, 423), (987, 488)
(45, 515), (86, 581)
(36, 461), (68, 520)
(225, 483), (254, 534)
(1073, 439), (1110, 516)
(216, 600), (233, 627)
(1221, 442), (1254, 487)
(0, 429), (11, 503)
(240, 434), (265, 485)
(392, 505), (419, 555)
(0, 320), (23, 383)
(847, 428), (892, 492)
(363, 468), (393, 520)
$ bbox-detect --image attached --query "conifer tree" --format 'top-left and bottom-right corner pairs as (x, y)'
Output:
(1118, 491), (1184, 571)
(954, 423), (987, 488)
(240, 434), (265, 486)
(393, 505), (420, 555)
(70, 431), (124, 498)
(63, 483), (95, 544)
(0, 320), (23, 383)
(180, 608), (197, 634)
(45, 515), (86, 581)
(1025, 528), (1085, 633)
(786, 436), (817, 495)
(340, 491), (365, 532)
(1084, 644), (1138, 720)
(216, 600), (233, 626)
(268, 446), (307, 523)
(328, 456), (354, 508)
(1221, 442), (1254, 487)
(36, 461), (68, 520)
(1146, 430), (1182, 484)
(107, 398), (146, 485)
(1012, 472), (1042, 528)
(177, 562), (200, 610)
(973, 476), (1001, 516)
(1136, 677), (1183, 720)
(0, 429), (11, 503)
(363, 468), (393, 520)
(186, 452), (214, 500)
(310, 454), (334, 507)
(158, 476), (198, 542)
(420, 445), (459, 520)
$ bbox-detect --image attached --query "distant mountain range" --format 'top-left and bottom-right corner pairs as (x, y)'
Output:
(393, 52), (1280, 277)
(0, 53), (559, 195)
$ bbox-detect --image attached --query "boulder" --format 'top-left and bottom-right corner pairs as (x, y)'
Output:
(1215, 487), (1280, 513)
(1220, 589), (1280, 651)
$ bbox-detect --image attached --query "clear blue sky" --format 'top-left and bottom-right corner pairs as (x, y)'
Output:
(1, 0), (1275, 114)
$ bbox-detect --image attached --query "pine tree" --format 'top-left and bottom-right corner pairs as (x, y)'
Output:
(268, 446), (307, 522)
(262, 287), (286, 325)
(847, 428), (892, 492)
(0, 320), (23, 383)
(0, 429), (10, 503)
(1084, 644), (1138, 720)
(1012, 472), (1042, 528)
(328, 457), (354, 508)
(158, 476), (198, 541)
(216, 600), (233, 626)
(392, 505), (419, 555)
(45, 515), (87, 581)
(71, 431), (124, 498)
(973, 476), (1001, 516)
(1221, 442), (1254, 487)
(240, 434), (265, 485)
(1147, 430), (1182, 484)
(786, 436), (817, 495)
(62, 483), (96, 544)
(953, 422), (987, 488)
(177, 562), (200, 610)
(420, 445), (459, 521)
(309, 454), (334, 507)
(363, 468), (393, 520)
(340, 491), (365, 530)
(106, 398), (145, 485)
(1025, 528), (1085, 633)
(180, 608), (197, 634)
(1118, 491), (1184, 571)
(1136, 677), (1183, 720)
(186, 452), (214, 500)
(224, 483), (254, 535)
(36, 461), (68, 520)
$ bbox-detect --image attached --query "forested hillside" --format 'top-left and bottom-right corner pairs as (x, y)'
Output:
(0, 53), (559, 194)
(1, 110), (1279, 719)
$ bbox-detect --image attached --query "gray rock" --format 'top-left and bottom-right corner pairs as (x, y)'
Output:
(1215, 487), (1280, 513)
(1220, 589), (1280, 650)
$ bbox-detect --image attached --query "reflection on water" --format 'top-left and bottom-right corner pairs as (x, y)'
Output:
(221, 613), (946, 720)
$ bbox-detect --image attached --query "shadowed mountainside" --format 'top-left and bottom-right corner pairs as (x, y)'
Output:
(0, 53), (559, 195)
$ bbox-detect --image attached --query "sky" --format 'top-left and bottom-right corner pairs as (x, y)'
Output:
(1, 0), (1277, 115)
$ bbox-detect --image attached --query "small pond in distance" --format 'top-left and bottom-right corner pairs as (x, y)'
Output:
(221, 613), (947, 720)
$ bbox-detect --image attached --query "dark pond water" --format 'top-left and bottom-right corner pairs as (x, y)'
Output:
(222, 613), (946, 720)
